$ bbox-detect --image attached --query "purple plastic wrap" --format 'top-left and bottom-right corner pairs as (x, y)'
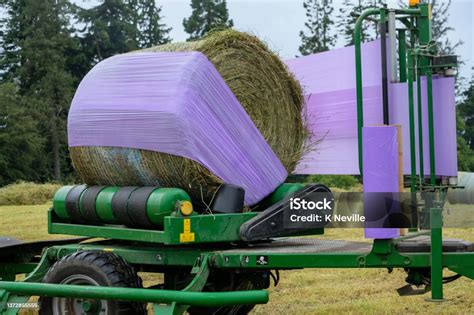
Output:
(363, 126), (400, 239)
(68, 51), (287, 205)
(389, 77), (457, 176)
(287, 40), (457, 176)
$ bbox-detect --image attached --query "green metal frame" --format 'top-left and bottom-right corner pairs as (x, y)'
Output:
(353, 2), (465, 301)
(49, 209), (256, 244)
(0, 249), (268, 315)
(1, 235), (473, 314)
(48, 209), (323, 245)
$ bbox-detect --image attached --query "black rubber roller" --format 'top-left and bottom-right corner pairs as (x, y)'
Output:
(128, 187), (157, 228)
(65, 185), (87, 223)
(112, 187), (138, 226)
(80, 186), (105, 224)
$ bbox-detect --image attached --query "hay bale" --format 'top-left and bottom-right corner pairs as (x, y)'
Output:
(69, 30), (306, 205)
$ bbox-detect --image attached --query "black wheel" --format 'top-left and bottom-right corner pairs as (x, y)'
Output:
(165, 269), (270, 315)
(39, 251), (145, 315)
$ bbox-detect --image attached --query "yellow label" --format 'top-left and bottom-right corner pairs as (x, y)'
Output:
(179, 218), (195, 243)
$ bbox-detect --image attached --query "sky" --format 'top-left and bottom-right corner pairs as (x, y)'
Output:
(75, 0), (473, 82)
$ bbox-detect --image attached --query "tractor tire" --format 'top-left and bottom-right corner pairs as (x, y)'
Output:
(39, 251), (145, 315)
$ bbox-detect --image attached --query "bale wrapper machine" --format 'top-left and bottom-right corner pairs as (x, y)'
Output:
(1, 2), (473, 314)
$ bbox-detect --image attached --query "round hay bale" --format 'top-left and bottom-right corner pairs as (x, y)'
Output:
(447, 172), (474, 204)
(69, 30), (306, 205)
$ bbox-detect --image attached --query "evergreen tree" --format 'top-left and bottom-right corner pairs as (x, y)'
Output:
(136, 0), (172, 48)
(299, 0), (337, 55)
(457, 78), (474, 172)
(78, 0), (172, 63)
(458, 76), (474, 150)
(0, 0), (27, 81)
(183, 0), (233, 40)
(78, 0), (139, 63)
(431, 0), (463, 56)
(337, 0), (379, 46)
(0, 83), (44, 185)
(0, 0), (77, 181)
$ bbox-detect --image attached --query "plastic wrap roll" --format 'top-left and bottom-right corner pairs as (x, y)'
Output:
(363, 126), (400, 239)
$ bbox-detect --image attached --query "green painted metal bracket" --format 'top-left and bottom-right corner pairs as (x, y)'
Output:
(0, 248), (54, 314)
(448, 267), (474, 280)
(48, 243), (203, 267)
(0, 264), (37, 278)
(0, 290), (7, 314)
(163, 212), (257, 244)
(354, 7), (380, 175)
(154, 254), (212, 315)
(430, 207), (443, 301)
(49, 209), (169, 243)
(49, 209), (258, 245)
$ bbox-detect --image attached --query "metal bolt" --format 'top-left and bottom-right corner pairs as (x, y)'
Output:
(244, 256), (250, 263)
(224, 256), (229, 263)
(156, 254), (162, 261)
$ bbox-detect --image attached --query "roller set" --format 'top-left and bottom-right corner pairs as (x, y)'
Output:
(53, 185), (192, 228)
(1, 3), (474, 315)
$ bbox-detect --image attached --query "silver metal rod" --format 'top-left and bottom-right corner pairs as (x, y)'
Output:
(388, 10), (398, 82)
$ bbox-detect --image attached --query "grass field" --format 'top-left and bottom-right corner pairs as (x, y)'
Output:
(1, 203), (473, 314)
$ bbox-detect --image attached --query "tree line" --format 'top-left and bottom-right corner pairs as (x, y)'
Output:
(0, 0), (472, 186)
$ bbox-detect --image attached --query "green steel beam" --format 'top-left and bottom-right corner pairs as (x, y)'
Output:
(398, 30), (407, 82)
(407, 49), (417, 193)
(416, 3), (436, 185)
(0, 282), (268, 308)
(154, 254), (211, 314)
(417, 4), (432, 74)
(49, 218), (168, 243)
(416, 67), (425, 184)
(398, 17), (413, 29)
(47, 243), (202, 267)
(0, 263), (37, 277)
(210, 249), (474, 270)
(394, 8), (421, 15)
(430, 207), (443, 300)
(354, 8), (380, 175)
(49, 210), (258, 245)
(449, 267), (474, 280)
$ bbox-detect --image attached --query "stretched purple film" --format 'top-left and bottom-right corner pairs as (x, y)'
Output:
(363, 126), (400, 239)
(68, 51), (287, 205)
(287, 40), (457, 176)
